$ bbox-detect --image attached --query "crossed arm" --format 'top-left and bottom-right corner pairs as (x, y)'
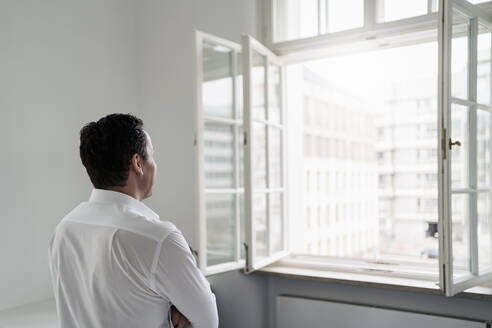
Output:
(154, 230), (219, 328)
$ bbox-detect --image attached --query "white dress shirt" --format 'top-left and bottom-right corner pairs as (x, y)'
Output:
(49, 189), (218, 328)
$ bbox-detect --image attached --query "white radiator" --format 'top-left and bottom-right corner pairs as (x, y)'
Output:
(276, 295), (486, 328)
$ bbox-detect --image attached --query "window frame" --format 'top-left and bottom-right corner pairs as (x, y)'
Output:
(265, 0), (492, 60)
(242, 34), (290, 273)
(265, 0), (440, 51)
(262, 0), (492, 293)
(194, 1), (492, 290)
(194, 31), (245, 275)
(439, 0), (492, 296)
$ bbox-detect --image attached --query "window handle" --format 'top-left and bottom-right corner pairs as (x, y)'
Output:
(449, 139), (461, 149)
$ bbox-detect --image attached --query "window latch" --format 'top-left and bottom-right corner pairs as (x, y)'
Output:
(449, 139), (461, 149)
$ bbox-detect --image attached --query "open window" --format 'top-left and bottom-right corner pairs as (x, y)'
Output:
(195, 0), (492, 296)
(439, 0), (492, 296)
(242, 35), (289, 273)
(195, 32), (288, 275)
(194, 31), (245, 275)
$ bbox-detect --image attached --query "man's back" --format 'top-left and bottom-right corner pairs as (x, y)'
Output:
(49, 189), (218, 328)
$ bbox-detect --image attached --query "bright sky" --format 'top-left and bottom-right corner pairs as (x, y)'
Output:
(303, 41), (439, 103)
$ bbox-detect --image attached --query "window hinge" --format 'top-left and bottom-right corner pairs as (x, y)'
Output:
(243, 131), (248, 146)
(193, 132), (197, 146)
(243, 242), (249, 272)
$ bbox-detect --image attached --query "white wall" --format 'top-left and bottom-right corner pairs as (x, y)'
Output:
(136, 0), (263, 247)
(0, 0), (263, 312)
(0, 0), (139, 310)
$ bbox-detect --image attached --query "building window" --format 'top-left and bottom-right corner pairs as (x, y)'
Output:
(196, 0), (492, 296)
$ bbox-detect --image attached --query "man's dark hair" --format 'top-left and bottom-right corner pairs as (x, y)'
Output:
(79, 113), (148, 189)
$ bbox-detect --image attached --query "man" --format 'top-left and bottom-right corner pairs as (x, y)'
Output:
(49, 114), (218, 328)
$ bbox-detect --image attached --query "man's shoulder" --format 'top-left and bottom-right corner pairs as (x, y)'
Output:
(59, 201), (178, 243)
(127, 215), (178, 242)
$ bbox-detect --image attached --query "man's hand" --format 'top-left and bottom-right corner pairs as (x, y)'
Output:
(171, 305), (191, 328)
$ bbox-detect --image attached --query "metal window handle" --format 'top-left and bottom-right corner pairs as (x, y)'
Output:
(449, 139), (461, 149)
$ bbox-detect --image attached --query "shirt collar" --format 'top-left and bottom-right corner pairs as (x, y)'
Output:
(88, 189), (159, 222)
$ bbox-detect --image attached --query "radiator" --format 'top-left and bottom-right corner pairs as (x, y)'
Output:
(276, 295), (486, 328)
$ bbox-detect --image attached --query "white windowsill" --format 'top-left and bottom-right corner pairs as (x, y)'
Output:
(258, 257), (492, 301)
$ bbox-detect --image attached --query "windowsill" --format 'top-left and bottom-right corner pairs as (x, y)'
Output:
(257, 257), (492, 301)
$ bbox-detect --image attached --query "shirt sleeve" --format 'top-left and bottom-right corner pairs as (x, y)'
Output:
(153, 229), (218, 328)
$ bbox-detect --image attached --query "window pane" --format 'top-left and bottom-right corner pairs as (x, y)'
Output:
(254, 122), (267, 188)
(240, 192), (245, 259)
(328, 0), (363, 33)
(477, 110), (491, 188)
(252, 51), (266, 120)
(477, 26), (491, 105)
(206, 193), (235, 266)
(431, 0), (439, 12)
(451, 11), (470, 100)
(376, 0), (427, 23)
(270, 192), (283, 253)
(239, 125), (244, 188)
(478, 192), (492, 273)
(204, 122), (235, 188)
(202, 42), (234, 118)
(268, 63), (282, 124)
(237, 52), (244, 119)
(254, 193), (268, 258)
(275, 0), (318, 42)
(452, 193), (471, 280)
(451, 104), (469, 189)
(269, 126), (283, 188)
(299, 0), (318, 38)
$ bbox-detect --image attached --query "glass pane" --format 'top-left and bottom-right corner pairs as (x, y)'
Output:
(451, 104), (469, 189)
(477, 26), (491, 105)
(206, 193), (235, 266)
(477, 110), (491, 188)
(202, 42), (234, 118)
(268, 63), (282, 124)
(254, 122), (267, 188)
(270, 193), (283, 253)
(327, 0), (364, 33)
(299, 0), (318, 38)
(376, 0), (427, 23)
(275, 0), (318, 42)
(237, 52), (244, 119)
(452, 193), (471, 280)
(252, 50), (266, 120)
(239, 125), (244, 188)
(204, 122), (235, 188)
(240, 192), (245, 259)
(431, 0), (438, 13)
(269, 126), (283, 188)
(451, 10), (470, 100)
(478, 192), (492, 273)
(254, 193), (268, 258)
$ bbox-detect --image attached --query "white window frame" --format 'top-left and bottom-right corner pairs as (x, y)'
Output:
(261, 0), (492, 294)
(439, 0), (492, 296)
(242, 35), (290, 273)
(194, 31), (245, 275)
(195, 1), (492, 292)
(266, 0), (440, 53)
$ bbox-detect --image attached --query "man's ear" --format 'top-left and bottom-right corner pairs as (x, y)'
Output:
(130, 153), (143, 176)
